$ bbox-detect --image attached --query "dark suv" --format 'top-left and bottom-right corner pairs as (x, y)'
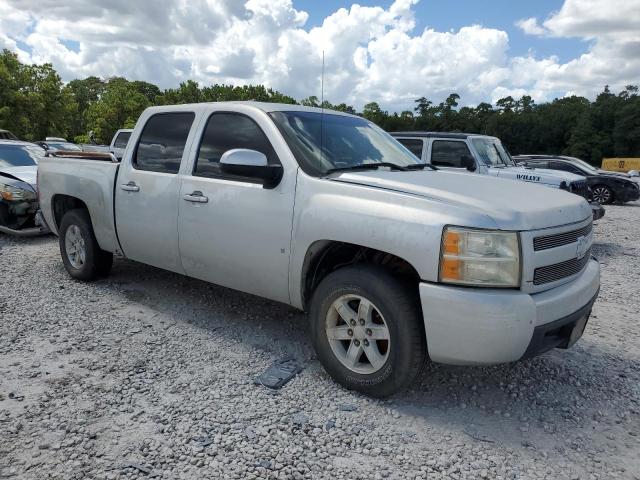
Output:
(515, 155), (640, 205)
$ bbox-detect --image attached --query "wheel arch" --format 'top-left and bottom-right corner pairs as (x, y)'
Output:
(51, 194), (89, 230)
(299, 240), (421, 311)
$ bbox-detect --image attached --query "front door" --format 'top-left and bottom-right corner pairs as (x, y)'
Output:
(115, 111), (196, 273)
(177, 111), (295, 304)
(428, 139), (476, 172)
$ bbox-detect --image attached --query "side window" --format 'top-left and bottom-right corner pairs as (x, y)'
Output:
(396, 138), (424, 159)
(114, 132), (131, 149)
(526, 161), (549, 169)
(431, 140), (473, 168)
(550, 161), (582, 175)
(194, 112), (279, 180)
(134, 113), (194, 174)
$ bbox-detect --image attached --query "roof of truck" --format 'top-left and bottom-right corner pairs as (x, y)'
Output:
(390, 131), (496, 139)
(143, 101), (359, 118)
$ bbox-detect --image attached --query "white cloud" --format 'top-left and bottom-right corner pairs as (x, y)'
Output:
(515, 17), (547, 36)
(1, 0), (639, 110)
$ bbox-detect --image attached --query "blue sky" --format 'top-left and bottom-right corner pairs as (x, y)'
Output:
(2, 0), (637, 110)
(298, 0), (589, 63)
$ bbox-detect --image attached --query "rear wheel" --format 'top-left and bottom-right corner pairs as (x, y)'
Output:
(309, 264), (426, 397)
(592, 185), (613, 204)
(59, 209), (113, 281)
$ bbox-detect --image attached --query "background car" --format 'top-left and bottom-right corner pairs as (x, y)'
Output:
(0, 129), (18, 140)
(36, 140), (83, 153)
(515, 155), (640, 205)
(109, 128), (133, 160)
(0, 140), (49, 235)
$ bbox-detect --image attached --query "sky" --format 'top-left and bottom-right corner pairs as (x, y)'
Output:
(1, 0), (639, 111)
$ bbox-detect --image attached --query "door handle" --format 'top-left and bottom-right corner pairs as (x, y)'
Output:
(121, 182), (140, 192)
(183, 191), (209, 203)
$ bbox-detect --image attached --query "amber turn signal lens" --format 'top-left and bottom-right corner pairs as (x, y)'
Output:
(440, 257), (461, 281)
(443, 231), (460, 255)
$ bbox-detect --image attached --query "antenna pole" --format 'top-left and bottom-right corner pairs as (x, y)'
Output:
(321, 50), (325, 108)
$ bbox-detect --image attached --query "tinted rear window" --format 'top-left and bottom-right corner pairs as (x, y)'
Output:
(134, 113), (194, 174)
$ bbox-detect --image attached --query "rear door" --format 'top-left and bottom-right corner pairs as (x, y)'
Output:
(177, 110), (295, 304)
(115, 111), (197, 273)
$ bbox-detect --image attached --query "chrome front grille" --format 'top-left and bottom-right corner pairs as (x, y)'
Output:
(533, 248), (591, 285)
(533, 223), (593, 251)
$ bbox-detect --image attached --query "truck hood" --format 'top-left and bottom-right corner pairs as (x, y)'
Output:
(0, 165), (37, 190)
(493, 166), (583, 185)
(331, 170), (591, 231)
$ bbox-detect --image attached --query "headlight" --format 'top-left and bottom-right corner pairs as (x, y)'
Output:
(0, 183), (36, 201)
(440, 226), (521, 287)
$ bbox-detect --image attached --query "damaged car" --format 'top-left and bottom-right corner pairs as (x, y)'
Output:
(0, 140), (49, 236)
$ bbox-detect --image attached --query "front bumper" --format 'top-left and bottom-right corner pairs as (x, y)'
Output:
(418, 258), (600, 365)
(619, 187), (640, 203)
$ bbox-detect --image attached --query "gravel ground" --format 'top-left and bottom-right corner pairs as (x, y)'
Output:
(1, 203), (639, 480)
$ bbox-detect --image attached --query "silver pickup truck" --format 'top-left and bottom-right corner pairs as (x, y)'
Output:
(38, 102), (600, 396)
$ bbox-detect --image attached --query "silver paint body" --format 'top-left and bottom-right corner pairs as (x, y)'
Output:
(38, 102), (600, 366)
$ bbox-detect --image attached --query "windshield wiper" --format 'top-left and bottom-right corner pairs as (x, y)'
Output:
(405, 163), (438, 171)
(325, 162), (408, 175)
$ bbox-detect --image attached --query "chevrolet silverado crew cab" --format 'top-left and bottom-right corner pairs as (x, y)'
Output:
(392, 132), (604, 221)
(38, 103), (600, 396)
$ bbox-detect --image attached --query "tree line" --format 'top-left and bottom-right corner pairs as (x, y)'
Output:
(1, 49), (638, 164)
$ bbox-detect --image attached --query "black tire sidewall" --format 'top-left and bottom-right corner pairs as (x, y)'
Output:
(59, 209), (106, 281)
(309, 265), (425, 397)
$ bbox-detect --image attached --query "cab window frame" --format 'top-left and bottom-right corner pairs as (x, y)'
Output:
(132, 111), (195, 175)
(192, 111), (281, 183)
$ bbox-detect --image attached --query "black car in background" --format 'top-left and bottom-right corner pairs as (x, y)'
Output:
(515, 155), (640, 205)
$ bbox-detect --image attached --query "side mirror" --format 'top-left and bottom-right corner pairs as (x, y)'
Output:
(628, 169), (639, 177)
(461, 155), (476, 172)
(220, 149), (283, 189)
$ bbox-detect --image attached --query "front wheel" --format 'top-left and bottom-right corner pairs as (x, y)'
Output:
(308, 264), (426, 397)
(592, 185), (613, 204)
(59, 209), (113, 281)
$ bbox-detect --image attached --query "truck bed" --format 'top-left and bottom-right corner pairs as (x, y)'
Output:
(38, 155), (121, 253)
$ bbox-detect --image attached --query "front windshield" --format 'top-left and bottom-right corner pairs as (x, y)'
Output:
(0, 145), (44, 168)
(471, 138), (515, 167)
(269, 111), (421, 175)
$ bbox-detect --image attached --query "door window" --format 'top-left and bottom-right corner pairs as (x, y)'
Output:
(396, 138), (424, 159)
(133, 113), (194, 174)
(525, 161), (549, 169)
(194, 112), (279, 181)
(431, 140), (473, 168)
(550, 161), (583, 175)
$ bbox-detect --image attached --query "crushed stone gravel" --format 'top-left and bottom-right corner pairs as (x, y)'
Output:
(0, 203), (639, 479)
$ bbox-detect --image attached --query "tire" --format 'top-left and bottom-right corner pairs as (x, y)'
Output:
(592, 185), (613, 204)
(59, 209), (113, 281)
(308, 264), (426, 397)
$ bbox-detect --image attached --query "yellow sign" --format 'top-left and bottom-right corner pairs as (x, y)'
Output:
(601, 158), (640, 172)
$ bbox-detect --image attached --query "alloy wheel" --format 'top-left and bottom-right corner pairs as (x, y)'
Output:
(325, 294), (391, 374)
